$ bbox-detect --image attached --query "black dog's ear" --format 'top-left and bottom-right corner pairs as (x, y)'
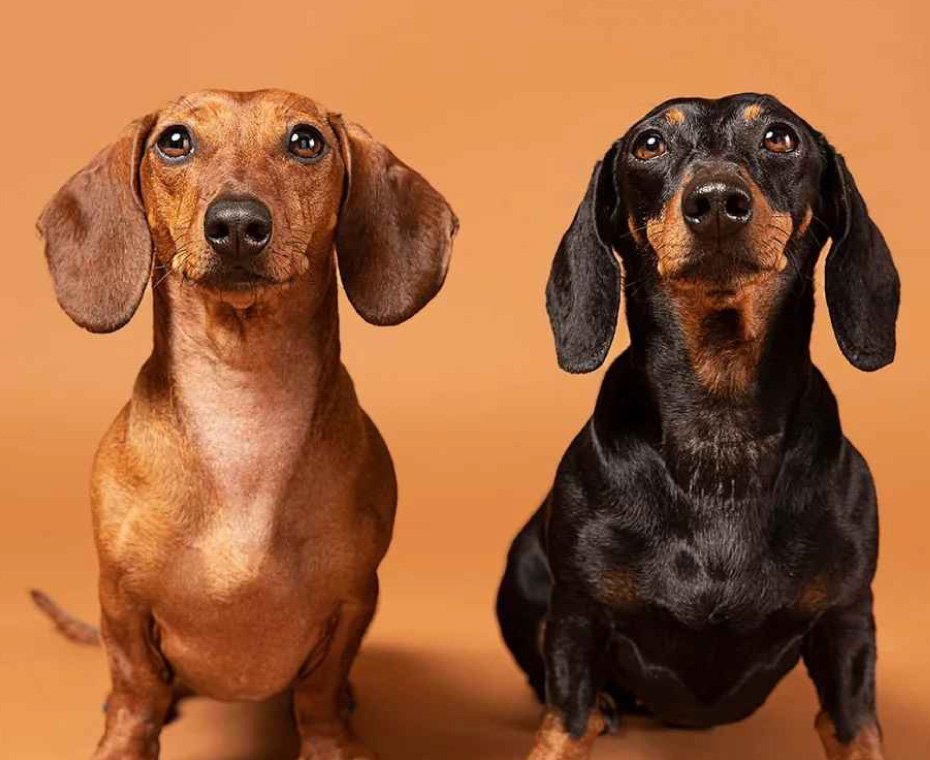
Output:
(820, 140), (900, 370)
(546, 143), (622, 373)
(38, 115), (156, 333)
(329, 115), (458, 326)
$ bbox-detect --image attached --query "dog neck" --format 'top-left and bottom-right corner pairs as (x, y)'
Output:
(145, 265), (344, 508)
(151, 268), (341, 391)
(625, 275), (816, 496)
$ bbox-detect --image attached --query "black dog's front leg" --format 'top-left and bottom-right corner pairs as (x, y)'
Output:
(803, 590), (884, 759)
(526, 593), (607, 760)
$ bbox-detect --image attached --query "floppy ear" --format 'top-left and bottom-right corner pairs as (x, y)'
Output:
(546, 143), (622, 373)
(820, 140), (900, 370)
(329, 116), (458, 326)
(38, 115), (156, 333)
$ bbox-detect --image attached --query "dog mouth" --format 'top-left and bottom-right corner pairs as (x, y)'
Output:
(186, 264), (297, 310)
(188, 261), (294, 293)
(666, 241), (781, 286)
(201, 267), (274, 289)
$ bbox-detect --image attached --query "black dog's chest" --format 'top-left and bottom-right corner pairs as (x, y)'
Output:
(602, 524), (815, 725)
(586, 496), (822, 620)
(585, 496), (833, 726)
(608, 605), (807, 727)
(640, 516), (801, 624)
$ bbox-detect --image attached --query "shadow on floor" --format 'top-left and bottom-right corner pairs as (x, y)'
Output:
(159, 644), (929, 759)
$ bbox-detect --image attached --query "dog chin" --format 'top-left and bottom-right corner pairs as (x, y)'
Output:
(193, 272), (293, 310)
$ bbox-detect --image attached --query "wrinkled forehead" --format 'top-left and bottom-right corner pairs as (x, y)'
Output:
(150, 89), (331, 140)
(626, 93), (808, 147)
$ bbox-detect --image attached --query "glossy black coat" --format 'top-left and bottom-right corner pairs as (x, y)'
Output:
(497, 94), (898, 745)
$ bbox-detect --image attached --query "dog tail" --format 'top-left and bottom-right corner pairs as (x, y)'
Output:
(30, 589), (100, 645)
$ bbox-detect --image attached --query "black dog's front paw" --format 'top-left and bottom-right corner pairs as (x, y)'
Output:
(597, 692), (621, 734)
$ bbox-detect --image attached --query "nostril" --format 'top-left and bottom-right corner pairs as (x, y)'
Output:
(205, 219), (229, 243)
(725, 191), (752, 221)
(684, 194), (712, 222)
(244, 221), (270, 245)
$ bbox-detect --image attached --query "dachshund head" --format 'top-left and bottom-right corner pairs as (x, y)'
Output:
(547, 93), (899, 389)
(39, 89), (457, 330)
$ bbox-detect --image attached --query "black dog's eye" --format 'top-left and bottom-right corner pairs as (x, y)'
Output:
(762, 123), (799, 154)
(288, 124), (326, 161)
(632, 131), (667, 161)
(155, 125), (193, 160)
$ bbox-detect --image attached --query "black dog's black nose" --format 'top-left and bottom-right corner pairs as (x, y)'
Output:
(204, 196), (272, 258)
(682, 178), (752, 238)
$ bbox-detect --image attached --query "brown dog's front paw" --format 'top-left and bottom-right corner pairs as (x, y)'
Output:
(93, 746), (158, 760)
(298, 734), (377, 760)
(92, 732), (160, 760)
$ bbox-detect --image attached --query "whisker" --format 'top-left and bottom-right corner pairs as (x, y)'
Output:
(614, 221), (651, 243)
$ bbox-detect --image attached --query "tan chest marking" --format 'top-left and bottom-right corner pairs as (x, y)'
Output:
(597, 568), (639, 607)
(797, 576), (831, 614)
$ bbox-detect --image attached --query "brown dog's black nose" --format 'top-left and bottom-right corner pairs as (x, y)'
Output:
(204, 196), (272, 258)
(682, 177), (752, 238)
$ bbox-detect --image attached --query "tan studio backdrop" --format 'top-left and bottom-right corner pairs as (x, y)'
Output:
(1, 1), (928, 757)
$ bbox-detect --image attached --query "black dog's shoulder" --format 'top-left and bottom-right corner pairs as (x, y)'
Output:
(546, 351), (664, 546)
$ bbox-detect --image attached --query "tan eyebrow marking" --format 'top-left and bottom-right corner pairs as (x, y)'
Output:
(664, 108), (686, 125)
(743, 103), (764, 121)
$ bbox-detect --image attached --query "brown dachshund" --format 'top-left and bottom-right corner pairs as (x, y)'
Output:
(34, 89), (457, 760)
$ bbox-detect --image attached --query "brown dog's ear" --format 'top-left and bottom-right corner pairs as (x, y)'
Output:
(38, 115), (156, 333)
(329, 116), (458, 326)
(820, 140), (900, 371)
(546, 143), (622, 373)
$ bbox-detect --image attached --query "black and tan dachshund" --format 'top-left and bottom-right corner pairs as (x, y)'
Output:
(497, 93), (899, 760)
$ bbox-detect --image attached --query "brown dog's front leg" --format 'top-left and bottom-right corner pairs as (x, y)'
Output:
(803, 591), (884, 760)
(94, 592), (173, 760)
(293, 586), (378, 760)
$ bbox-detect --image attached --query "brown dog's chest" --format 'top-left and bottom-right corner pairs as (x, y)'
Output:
(108, 477), (373, 700)
(152, 532), (339, 700)
(176, 354), (316, 498)
(93, 362), (396, 702)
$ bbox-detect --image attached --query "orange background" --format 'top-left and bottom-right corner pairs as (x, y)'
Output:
(2, 1), (928, 757)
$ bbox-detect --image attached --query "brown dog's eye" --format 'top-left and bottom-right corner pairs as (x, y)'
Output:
(632, 131), (667, 161)
(288, 124), (326, 161)
(762, 124), (799, 154)
(155, 126), (193, 160)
